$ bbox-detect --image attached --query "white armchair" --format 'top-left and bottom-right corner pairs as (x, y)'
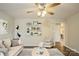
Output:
(43, 40), (55, 48)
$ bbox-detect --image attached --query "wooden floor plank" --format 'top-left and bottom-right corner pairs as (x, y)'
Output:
(55, 42), (79, 56)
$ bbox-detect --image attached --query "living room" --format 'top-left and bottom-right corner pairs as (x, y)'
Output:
(0, 3), (79, 56)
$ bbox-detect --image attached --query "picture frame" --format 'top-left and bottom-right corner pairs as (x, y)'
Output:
(26, 21), (42, 36)
(33, 21), (38, 26)
(0, 19), (8, 34)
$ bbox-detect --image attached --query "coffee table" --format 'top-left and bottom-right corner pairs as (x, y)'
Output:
(32, 47), (49, 56)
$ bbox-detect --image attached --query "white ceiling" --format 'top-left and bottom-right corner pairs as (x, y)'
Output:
(0, 3), (79, 19)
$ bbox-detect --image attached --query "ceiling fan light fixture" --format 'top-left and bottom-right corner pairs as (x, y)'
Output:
(37, 10), (46, 17)
(43, 10), (46, 15)
(37, 11), (41, 16)
(41, 10), (46, 17)
(38, 5), (44, 10)
(41, 12), (45, 17)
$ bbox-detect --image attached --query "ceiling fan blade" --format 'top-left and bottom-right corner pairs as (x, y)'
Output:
(48, 12), (54, 15)
(26, 10), (34, 13)
(48, 3), (61, 7)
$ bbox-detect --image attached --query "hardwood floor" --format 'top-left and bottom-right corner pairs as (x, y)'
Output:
(54, 42), (79, 56)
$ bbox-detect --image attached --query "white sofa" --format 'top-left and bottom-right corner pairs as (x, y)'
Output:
(0, 45), (23, 56)
(43, 40), (55, 48)
(8, 45), (23, 56)
(0, 38), (23, 56)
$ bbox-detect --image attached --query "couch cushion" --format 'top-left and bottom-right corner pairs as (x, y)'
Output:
(11, 39), (19, 47)
(8, 46), (23, 56)
(0, 40), (9, 56)
(0, 48), (9, 56)
(0, 52), (4, 56)
(0, 40), (5, 48)
(3, 38), (11, 49)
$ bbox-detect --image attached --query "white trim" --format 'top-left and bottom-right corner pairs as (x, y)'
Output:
(64, 44), (79, 53)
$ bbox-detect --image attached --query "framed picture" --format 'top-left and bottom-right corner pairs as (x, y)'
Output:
(26, 21), (42, 36)
(0, 20), (8, 34)
(33, 21), (38, 26)
(3, 22), (8, 30)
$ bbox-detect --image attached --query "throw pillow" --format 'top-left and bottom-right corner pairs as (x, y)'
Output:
(0, 40), (9, 56)
(0, 40), (5, 48)
(3, 38), (11, 49)
(11, 39), (19, 47)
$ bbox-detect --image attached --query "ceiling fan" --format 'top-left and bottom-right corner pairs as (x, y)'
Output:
(26, 3), (61, 17)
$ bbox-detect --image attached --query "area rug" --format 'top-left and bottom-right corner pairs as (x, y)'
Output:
(18, 48), (64, 56)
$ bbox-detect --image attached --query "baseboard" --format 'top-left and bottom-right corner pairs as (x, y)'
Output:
(64, 44), (79, 54)
(24, 46), (54, 49)
(24, 46), (37, 48)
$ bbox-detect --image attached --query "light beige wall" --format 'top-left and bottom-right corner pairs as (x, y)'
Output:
(64, 13), (79, 52)
(14, 18), (62, 46)
(0, 11), (14, 39)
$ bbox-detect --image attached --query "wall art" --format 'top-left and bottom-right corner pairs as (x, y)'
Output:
(0, 19), (8, 35)
(26, 21), (42, 36)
